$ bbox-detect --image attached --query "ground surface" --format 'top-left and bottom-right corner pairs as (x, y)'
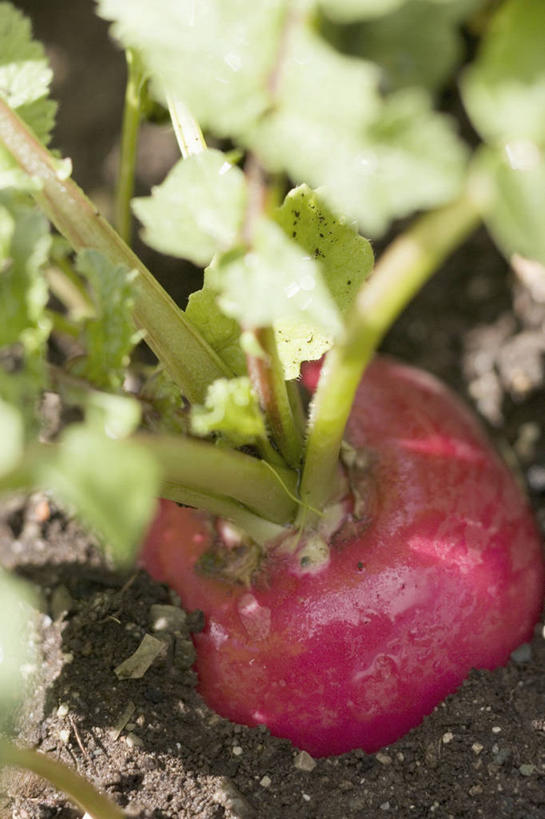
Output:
(2, 1), (545, 817)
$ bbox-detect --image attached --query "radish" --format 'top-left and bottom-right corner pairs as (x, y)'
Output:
(140, 356), (545, 756)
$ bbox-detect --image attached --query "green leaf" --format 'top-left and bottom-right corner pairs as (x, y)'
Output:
(133, 150), (247, 266)
(191, 376), (267, 447)
(0, 3), (56, 142)
(0, 190), (51, 431)
(85, 391), (142, 439)
(73, 249), (139, 392)
(319, 0), (408, 22)
(349, 0), (482, 95)
(0, 3), (57, 183)
(274, 185), (373, 377)
(0, 399), (23, 474)
(40, 426), (161, 566)
(0, 191), (50, 348)
(0, 568), (36, 730)
(139, 368), (188, 435)
(475, 147), (545, 267)
(186, 271), (246, 376)
(210, 218), (342, 337)
(250, 27), (467, 235)
(96, 0), (286, 137)
(461, 0), (545, 145)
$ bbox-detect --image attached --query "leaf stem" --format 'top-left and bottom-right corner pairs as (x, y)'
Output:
(241, 153), (305, 467)
(115, 49), (145, 244)
(298, 191), (481, 523)
(167, 95), (207, 158)
(0, 740), (125, 819)
(160, 482), (285, 544)
(246, 327), (304, 469)
(136, 432), (298, 524)
(0, 98), (230, 403)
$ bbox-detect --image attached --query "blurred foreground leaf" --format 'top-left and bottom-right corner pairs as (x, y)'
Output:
(0, 569), (36, 730)
(133, 150), (247, 266)
(39, 426), (161, 566)
(462, 0), (545, 145)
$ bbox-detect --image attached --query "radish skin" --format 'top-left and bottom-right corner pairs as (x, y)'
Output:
(140, 357), (544, 756)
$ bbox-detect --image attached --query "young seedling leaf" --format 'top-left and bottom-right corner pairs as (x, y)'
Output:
(0, 568), (36, 731)
(73, 249), (140, 392)
(274, 185), (374, 378)
(96, 0), (285, 136)
(209, 218), (342, 339)
(39, 425), (161, 566)
(0, 3), (56, 182)
(461, 0), (545, 145)
(191, 376), (267, 448)
(250, 28), (467, 235)
(186, 270), (246, 376)
(133, 150), (247, 266)
(475, 147), (545, 267)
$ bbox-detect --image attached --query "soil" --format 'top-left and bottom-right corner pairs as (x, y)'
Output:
(3, 2), (545, 817)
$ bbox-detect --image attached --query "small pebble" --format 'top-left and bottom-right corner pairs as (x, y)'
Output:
(302, 793), (311, 802)
(492, 726), (502, 734)
(511, 642), (533, 664)
(442, 732), (454, 744)
(380, 801), (390, 811)
(232, 746), (243, 756)
(59, 729), (70, 743)
(260, 775), (271, 788)
(125, 733), (143, 749)
(149, 604), (187, 633)
(294, 750), (317, 772)
(56, 703), (69, 718)
(471, 743), (484, 755)
(519, 764), (536, 777)
(376, 752), (392, 765)
(527, 465), (545, 493)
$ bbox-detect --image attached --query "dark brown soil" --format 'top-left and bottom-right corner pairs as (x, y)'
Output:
(3, 2), (545, 817)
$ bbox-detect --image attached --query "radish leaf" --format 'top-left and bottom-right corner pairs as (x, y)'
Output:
(250, 28), (467, 235)
(274, 185), (373, 378)
(350, 0), (483, 95)
(0, 3), (56, 182)
(0, 190), (50, 431)
(191, 377), (267, 447)
(73, 249), (140, 392)
(186, 271), (246, 376)
(39, 426), (161, 565)
(475, 147), (545, 267)
(96, 0), (285, 137)
(209, 218), (342, 336)
(462, 0), (545, 145)
(0, 569), (36, 730)
(133, 150), (247, 266)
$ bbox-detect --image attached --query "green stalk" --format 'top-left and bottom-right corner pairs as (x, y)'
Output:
(160, 482), (285, 544)
(115, 49), (145, 244)
(298, 192), (481, 524)
(0, 740), (125, 819)
(246, 327), (304, 469)
(0, 99), (229, 403)
(136, 433), (298, 524)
